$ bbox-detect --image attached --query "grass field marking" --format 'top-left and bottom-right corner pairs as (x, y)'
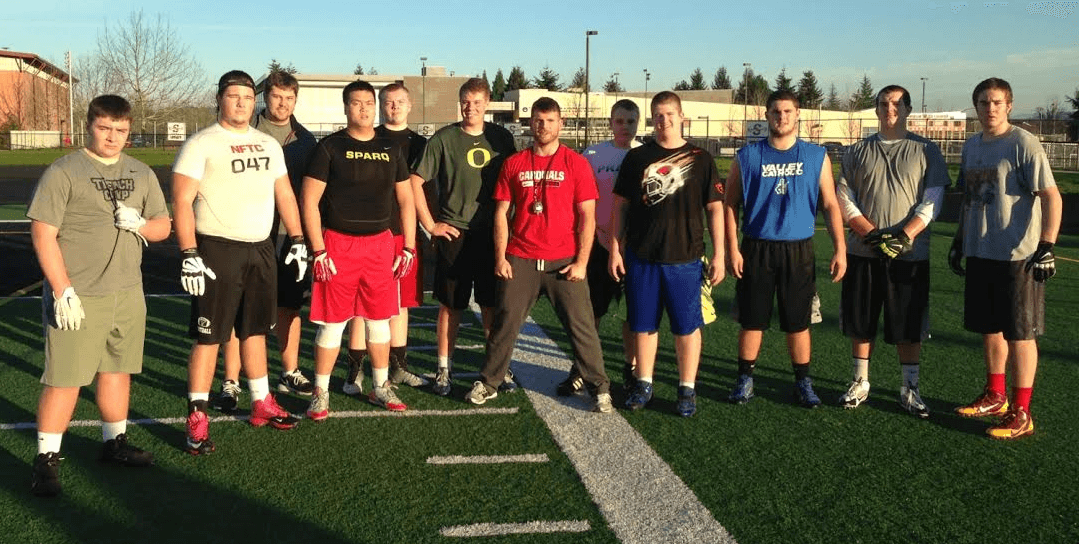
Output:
(0, 407), (519, 431)
(440, 520), (591, 537)
(426, 453), (550, 465)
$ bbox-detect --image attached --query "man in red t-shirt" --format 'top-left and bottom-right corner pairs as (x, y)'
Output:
(465, 97), (612, 412)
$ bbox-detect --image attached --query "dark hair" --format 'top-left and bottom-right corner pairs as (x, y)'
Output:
(611, 99), (639, 117)
(531, 97), (561, 115)
(875, 85), (912, 110)
(459, 77), (491, 101)
(265, 71), (299, 94)
(379, 82), (410, 102)
(342, 79), (376, 105)
(972, 77), (1013, 107)
(766, 90), (800, 110)
(650, 91), (681, 113)
(217, 70), (255, 98)
(86, 95), (132, 125)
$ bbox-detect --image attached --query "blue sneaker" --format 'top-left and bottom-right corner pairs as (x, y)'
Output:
(676, 386), (697, 417)
(795, 377), (821, 408)
(728, 374), (754, 404)
(625, 380), (653, 410)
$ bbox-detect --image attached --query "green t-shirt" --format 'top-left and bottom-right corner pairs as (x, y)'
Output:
(26, 150), (168, 296)
(413, 122), (515, 230)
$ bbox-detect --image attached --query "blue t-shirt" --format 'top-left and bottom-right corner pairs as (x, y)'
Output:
(737, 139), (825, 241)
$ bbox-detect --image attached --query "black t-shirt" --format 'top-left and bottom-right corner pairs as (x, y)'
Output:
(375, 125), (428, 235)
(613, 141), (723, 263)
(306, 129), (409, 235)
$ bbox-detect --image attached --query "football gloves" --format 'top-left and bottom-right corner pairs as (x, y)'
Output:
(53, 286), (85, 331)
(873, 232), (913, 259)
(283, 236), (309, 282)
(392, 247), (416, 281)
(863, 229), (884, 247)
(113, 201), (148, 246)
(948, 237), (965, 276)
(1026, 241), (1056, 282)
(313, 250), (337, 282)
(181, 248), (217, 296)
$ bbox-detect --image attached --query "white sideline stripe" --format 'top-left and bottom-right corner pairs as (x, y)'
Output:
(0, 407), (518, 431)
(440, 520), (590, 537)
(410, 344), (483, 352)
(427, 453), (549, 465)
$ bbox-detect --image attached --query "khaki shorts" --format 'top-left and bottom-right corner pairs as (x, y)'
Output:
(42, 286), (146, 387)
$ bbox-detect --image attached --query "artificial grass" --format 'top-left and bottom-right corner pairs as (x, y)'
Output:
(0, 148), (177, 167)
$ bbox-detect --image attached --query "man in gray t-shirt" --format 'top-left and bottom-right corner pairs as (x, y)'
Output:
(835, 85), (950, 418)
(950, 78), (1061, 441)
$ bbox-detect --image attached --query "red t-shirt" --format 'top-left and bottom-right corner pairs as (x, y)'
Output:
(493, 145), (598, 260)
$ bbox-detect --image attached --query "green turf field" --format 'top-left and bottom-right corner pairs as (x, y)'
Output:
(0, 148), (177, 167)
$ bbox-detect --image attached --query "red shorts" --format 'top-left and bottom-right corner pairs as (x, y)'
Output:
(310, 229), (399, 323)
(394, 234), (423, 308)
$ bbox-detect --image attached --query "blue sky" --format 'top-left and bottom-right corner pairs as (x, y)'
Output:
(4, 0), (1077, 116)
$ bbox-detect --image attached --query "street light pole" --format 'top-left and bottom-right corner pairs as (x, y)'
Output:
(743, 62), (751, 137)
(643, 68), (651, 127)
(920, 77), (928, 113)
(585, 30), (598, 147)
(420, 56), (428, 124)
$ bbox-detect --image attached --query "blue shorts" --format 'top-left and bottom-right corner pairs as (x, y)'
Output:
(624, 251), (703, 335)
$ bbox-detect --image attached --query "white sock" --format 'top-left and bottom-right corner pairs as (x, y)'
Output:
(188, 392), (210, 402)
(281, 369), (299, 378)
(249, 375), (270, 402)
(102, 420), (126, 442)
(37, 431), (63, 455)
(373, 367), (389, 388)
(853, 357), (870, 382)
(679, 381), (695, 389)
(315, 373), (331, 391)
(901, 363), (920, 387)
(437, 356), (450, 370)
(638, 375), (653, 384)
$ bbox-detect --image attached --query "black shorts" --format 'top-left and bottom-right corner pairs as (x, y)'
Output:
(189, 235), (277, 344)
(586, 242), (622, 319)
(840, 254), (929, 344)
(433, 228), (497, 309)
(276, 239), (312, 311)
(964, 257), (1045, 340)
(735, 237), (815, 333)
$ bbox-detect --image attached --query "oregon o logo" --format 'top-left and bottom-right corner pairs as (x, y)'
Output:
(466, 148), (492, 169)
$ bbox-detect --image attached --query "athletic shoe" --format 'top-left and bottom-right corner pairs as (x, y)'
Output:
(899, 383), (930, 419)
(432, 367), (452, 396)
(31, 452), (62, 497)
(625, 380), (653, 411)
(466, 381), (498, 405)
(955, 388), (1009, 418)
(839, 378), (870, 409)
(368, 382), (408, 412)
(621, 363), (636, 394)
(390, 366), (430, 388)
(592, 392), (614, 413)
(249, 394), (298, 429)
(100, 433), (154, 467)
(215, 379), (241, 413)
(795, 377), (821, 408)
(185, 400), (215, 456)
(306, 387), (330, 421)
(728, 374), (755, 404)
(557, 374), (584, 396)
(676, 386), (697, 417)
(343, 352), (365, 395)
(499, 369), (518, 393)
(987, 406), (1034, 440)
(277, 370), (315, 396)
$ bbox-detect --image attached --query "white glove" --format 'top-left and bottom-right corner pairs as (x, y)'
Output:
(53, 286), (85, 331)
(113, 201), (148, 246)
(284, 236), (309, 282)
(313, 250), (337, 282)
(181, 248), (217, 296)
(392, 247), (416, 281)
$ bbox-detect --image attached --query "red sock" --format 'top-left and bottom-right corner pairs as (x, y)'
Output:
(987, 373), (1006, 396)
(1013, 387), (1033, 411)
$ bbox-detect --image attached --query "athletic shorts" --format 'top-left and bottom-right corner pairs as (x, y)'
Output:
(394, 233), (423, 309)
(964, 257), (1045, 340)
(624, 251), (703, 336)
(188, 235), (277, 344)
(735, 237), (816, 333)
(42, 285), (146, 387)
(276, 239), (312, 311)
(587, 241), (622, 319)
(433, 228), (497, 310)
(310, 229), (398, 324)
(840, 254), (929, 344)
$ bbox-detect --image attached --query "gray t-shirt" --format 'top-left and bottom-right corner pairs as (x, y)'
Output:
(256, 115), (293, 147)
(838, 133), (951, 261)
(26, 150), (168, 296)
(958, 126), (1056, 261)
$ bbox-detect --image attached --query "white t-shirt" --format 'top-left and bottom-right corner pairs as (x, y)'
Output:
(173, 123), (288, 242)
(583, 139), (641, 250)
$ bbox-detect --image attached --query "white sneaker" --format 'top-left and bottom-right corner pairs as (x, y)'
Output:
(593, 392), (614, 413)
(839, 378), (870, 409)
(899, 383), (929, 419)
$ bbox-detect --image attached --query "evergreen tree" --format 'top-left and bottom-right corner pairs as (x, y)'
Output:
(569, 67), (588, 91)
(736, 68), (771, 105)
(491, 69), (507, 101)
(532, 65), (562, 91)
(267, 59), (297, 75)
(826, 83), (842, 109)
(774, 68), (795, 94)
(849, 74), (875, 110)
(689, 68), (707, 91)
(603, 75), (624, 93)
(674, 80), (692, 91)
(506, 66), (529, 91)
(482, 70), (489, 87)
(712, 66), (731, 90)
(1067, 87), (1079, 141)
(353, 64), (364, 75)
(796, 70), (823, 108)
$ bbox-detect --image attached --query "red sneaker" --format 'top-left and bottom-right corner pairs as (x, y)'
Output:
(954, 388), (1008, 418)
(250, 394), (299, 429)
(987, 407), (1034, 440)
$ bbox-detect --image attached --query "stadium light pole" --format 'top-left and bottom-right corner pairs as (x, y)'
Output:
(920, 77), (928, 113)
(643, 68), (650, 127)
(585, 30), (598, 146)
(421, 56), (428, 124)
(743, 62), (751, 137)
(611, 72), (620, 102)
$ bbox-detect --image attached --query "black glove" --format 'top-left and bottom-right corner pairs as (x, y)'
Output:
(948, 237), (965, 276)
(1026, 241), (1056, 282)
(873, 232), (913, 259)
(863, 229), (884, 247)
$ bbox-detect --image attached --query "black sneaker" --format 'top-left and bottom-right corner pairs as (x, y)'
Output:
(214, 379), (240, 413)
(343, 352), (366, 395)
(31, 452), (62, 497)
(277, 370), (315, 396)
(100, 433), (154, 467)
(557, 374), (584, 396)
(621, 363), (636, 394)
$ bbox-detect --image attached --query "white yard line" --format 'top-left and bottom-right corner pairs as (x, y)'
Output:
(440, 520), (591, 537)
(426, 453), (549, 465)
